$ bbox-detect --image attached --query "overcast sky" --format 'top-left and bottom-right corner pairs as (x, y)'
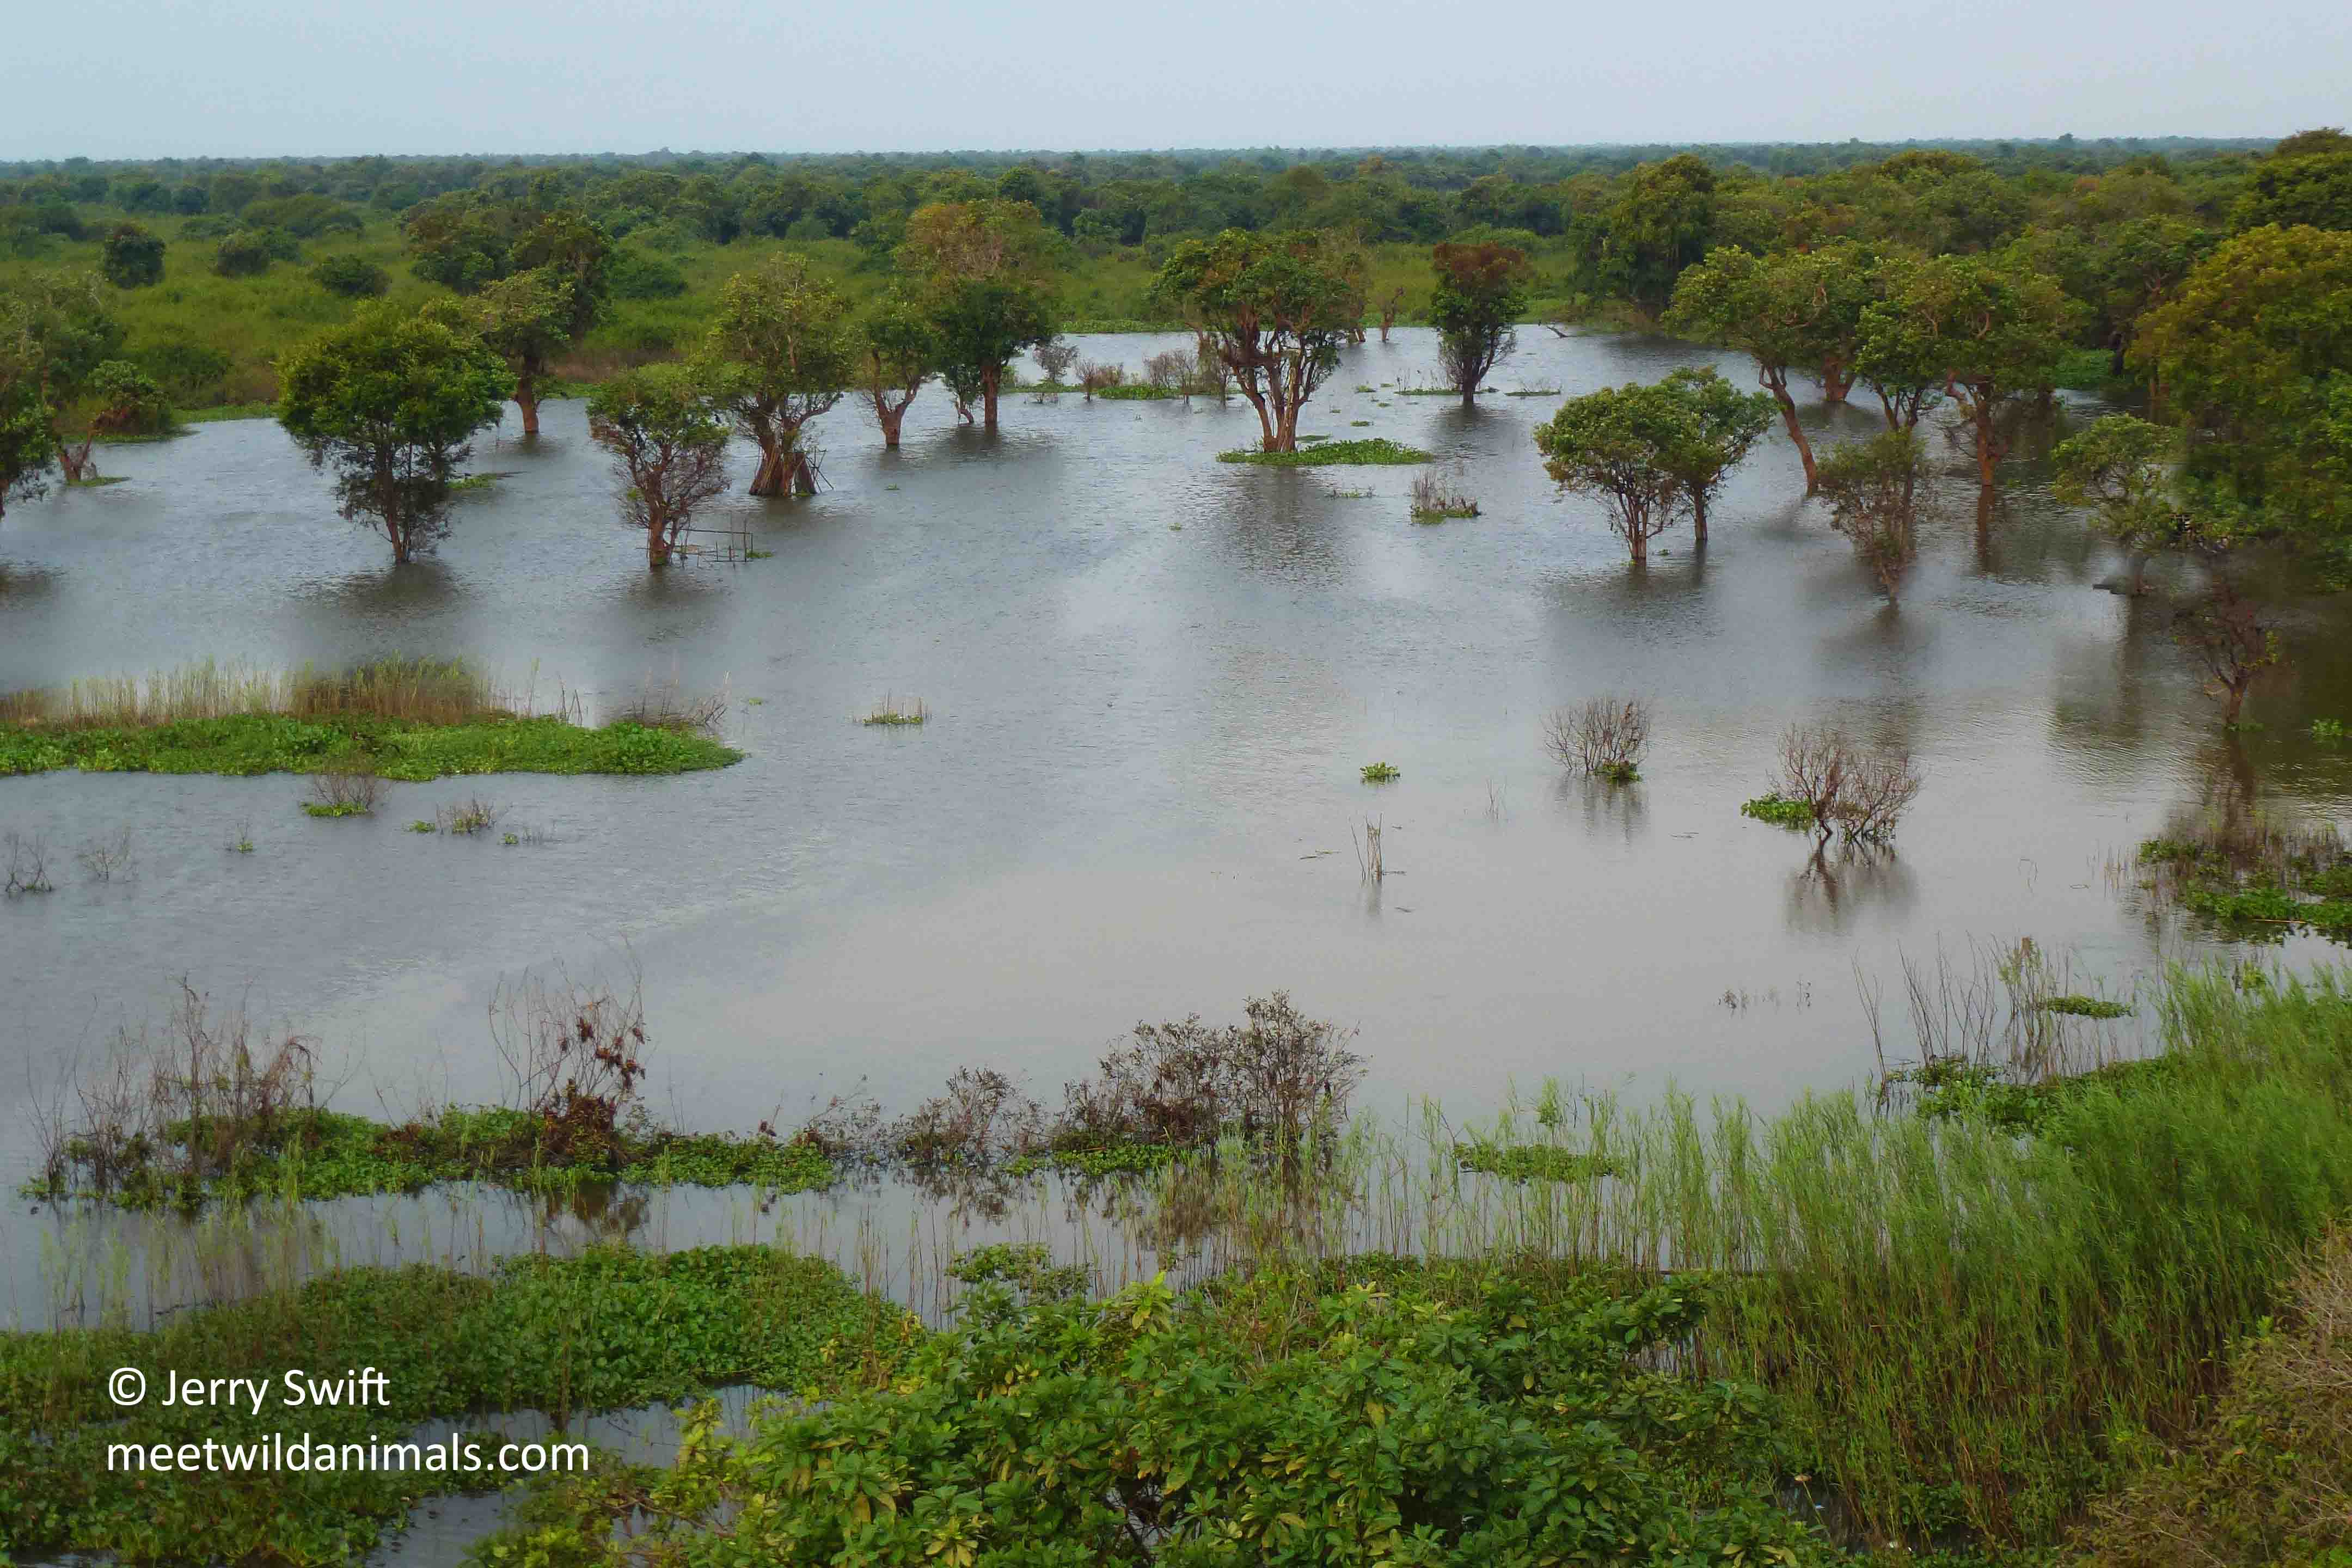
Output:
(8, 0), (2348, 161)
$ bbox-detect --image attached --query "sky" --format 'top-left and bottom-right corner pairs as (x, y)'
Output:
(7, 0), (2349, 161)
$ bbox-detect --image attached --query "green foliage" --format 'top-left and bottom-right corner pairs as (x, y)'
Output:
(0, 712), (741, 780)
(1359, 761), (1400, 782)
(1217, 437), (1429, 467)
(1455, 1141), (1617, 1183)
(1533, 378), (1705, 560)
(274, 304), (514, 561)
(2133, 224), (2352, 559)
(494, 1263), (1817, 1567)
(1428, 240), (1532, 399)
(0, 1246), (904, 1565)
(1650, 365), (1776, 529)
(309, 253), (389, 298)
(211, 228), (287, 278)
(607, 245), (687, 299)
(83, 359), (172, 436)
(2053, 414), (2189, 567)
(1739, 793), (1815, 829)
(1664, 240), (1874, 406)
(0, 295), (53, 516)
(586, 362), (734, 561)
(1815, 428), (1927, 598)
(2232, 149), (2352, 232)
(1156, 228), (1361, 450)
(298, 799), (369, 818)
(99, 222), (165, 289)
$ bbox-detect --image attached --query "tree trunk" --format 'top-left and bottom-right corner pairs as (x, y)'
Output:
(1690, 493), (1708, 543)
(750, 442), (785, 498)
(2222, 675), (2250, 725)
(57, 438), (95, 483)
(1275, 395), (1301, 453)
(877, 404), (904, 449)
(1820, 358), (1853, 405)
(647, 530), (672, 568)
(516, 375), (541, 438)
(1764, 369), (1817, 491)
(981, 366), (1001, 434)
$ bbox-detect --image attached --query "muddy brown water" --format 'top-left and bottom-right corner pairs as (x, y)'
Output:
(5, 327), (2349, 1340)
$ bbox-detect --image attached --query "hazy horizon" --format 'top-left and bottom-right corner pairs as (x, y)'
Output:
(9, 0), (2347, 162)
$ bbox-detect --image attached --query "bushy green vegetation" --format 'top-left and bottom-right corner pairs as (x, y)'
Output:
(0, 712), (740, 779)
(0, 1245), (911, 1564)
(1221, 437), (1430, 467)
(1739, 792), (1815, 829)
(486, 1254), (1818, 1567)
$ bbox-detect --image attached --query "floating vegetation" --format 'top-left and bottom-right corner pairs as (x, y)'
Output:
(1454, 1140), (1616, 1184)
(1217, 438), (1433, 468)
(2036, 995), (2133, 1019)
(860, 696), (928, 727)
(1359, 761), (1401, 783)
(2132, 805), (2352, 944)
(1350, 419), (1371, 427)
(2313, 717), (2345, 741)
(1740, 793), (1816, 830)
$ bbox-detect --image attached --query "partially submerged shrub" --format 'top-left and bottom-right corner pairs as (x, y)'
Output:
(302, 756), (382, 817)
(1409, 464), (1480, 521)
(1774, 723), (1921, 846)
(1058, 992), (1362, 1172)
(1359, 761), (1400, 782)
(488, 966), (650, 1169)
(860, 696), (926, 726)
(1031, 338), (1079, 388)
(1076, 359), (1125, 399)
(4, 830), (56, 895)
(1546, 696), (1650, 782)
(892, 1067), (1045, 1167)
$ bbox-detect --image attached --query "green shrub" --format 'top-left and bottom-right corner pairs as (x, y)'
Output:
(211, 230), (283, 277)
(1739, 793), (1815, 829)
(99, 222), (166, 289)
(607, 246), (687, 299)
(486, 1263), (1820, 1566)
(1360, 761), (1400, 782)
(309, 254), (389, 298)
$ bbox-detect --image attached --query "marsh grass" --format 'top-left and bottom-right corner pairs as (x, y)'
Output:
(2132, 799), (2352, 941)
(860, 696), (927, 726)
(0, 658), (512, 730)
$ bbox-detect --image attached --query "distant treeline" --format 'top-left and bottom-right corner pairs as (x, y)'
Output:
(0, 137), (2285, 261)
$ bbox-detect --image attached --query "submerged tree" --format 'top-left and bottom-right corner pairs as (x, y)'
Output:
(896, 199), (1060, 434)
(1428, 240), (1532, 405)
(856, 294), (939, 450)
(702, 254), (855, 497)
(1154, 229), (1358, 453)
(586, 364), (734, 569)
(1532, 379), (1694, 565)
(275, 307), (513, 564)
(1664, 242), (1872, 491)
(1815, 430), (1926, 602)
(1652, 366), (1775, 542)
(0, 299), (53, 519)
(2052, 414), (2189, 594)
(16, 272), (124, 483)
(1860, 250), (2081, 509)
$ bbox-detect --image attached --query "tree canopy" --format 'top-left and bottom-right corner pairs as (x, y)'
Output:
(1154, 229), (1358, 452)
(274, 307), (513, 564)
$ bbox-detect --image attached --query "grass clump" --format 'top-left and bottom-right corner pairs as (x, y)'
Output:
(2078, 1225), (2352, 1568)
(2133, 807), (2352, 944)
(859, 696), (927, 726)
(2036, 994), (2132, 1019)
(1359, 761), (1400, 782)
(1217, 437), (1432, 467)
(0, 1245), (914, 1566)
(1740, 792), (1815, 829)
(0, 713), (738, 779)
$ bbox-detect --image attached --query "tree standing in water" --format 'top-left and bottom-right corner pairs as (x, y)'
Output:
(275, 307), (512, 564)
(702, 254), (855, 497)
(856, 293), (939, 450)
(1533, 379), (1694, 566)
(1429, 240), (1532, 406)
(1651, 366), (1776, 543)
(587, 364), (734, 568)
(1154, 229), (1358, 454)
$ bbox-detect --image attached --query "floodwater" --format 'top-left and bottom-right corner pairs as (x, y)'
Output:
(6, 327), (2351, 1339)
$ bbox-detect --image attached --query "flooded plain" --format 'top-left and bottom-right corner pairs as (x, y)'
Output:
(5, 327), (2350, 1337)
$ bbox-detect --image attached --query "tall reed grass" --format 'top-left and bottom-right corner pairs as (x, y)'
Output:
(0, 657), (520, 728)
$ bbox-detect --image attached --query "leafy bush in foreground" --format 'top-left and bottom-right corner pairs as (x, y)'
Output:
(493, 1257), (1820, 1567)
